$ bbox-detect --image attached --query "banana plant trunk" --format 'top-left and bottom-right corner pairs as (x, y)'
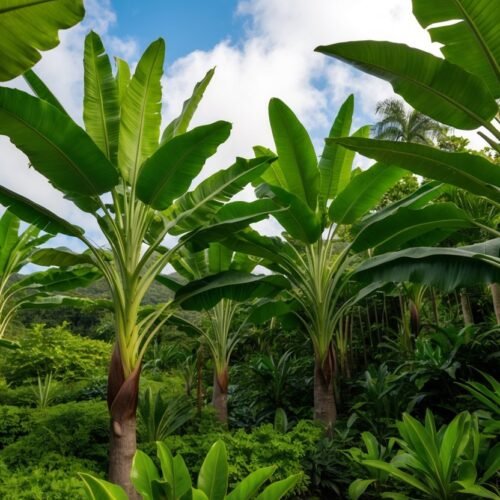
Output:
(107, 345), (141, 500)
(490, 283), (500, 324)
(313, 343), (337, 436)
(460, 290), (474, 326)
(213, 367), (228, 425)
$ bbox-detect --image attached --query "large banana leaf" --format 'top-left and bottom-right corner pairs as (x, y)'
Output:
(175, 271), (290, 310)
(318, 94), (354, 205)
(315, 41), (497, 130)
(354, 239), (500, 291)
(161, 67), (215, 143)
(166, 156), (275, 234)
(23, 69), (68, 115)
(0, 88), (119, 196)
(253, 145), (287, 191)
(31, 247), (94, 267)
(137, 121), (231, 210)
(118, 38), (164, 182)
(352, 203), (475, 254)
(268, 98), (319, 210)
(412, 0), (500, 98)
(332, 138), (500, 203)
(83, 31), (119, 164)
(0, 185), (84, 237)
(0, 0), (84, 81)
(0, 210), (20, 274)
(256, 183), (322, 243)
(115, 58), (130, 104)
(329, 162), (406, 224)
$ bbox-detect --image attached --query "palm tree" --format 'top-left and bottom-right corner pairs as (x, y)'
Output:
(373, 98), (445, 144)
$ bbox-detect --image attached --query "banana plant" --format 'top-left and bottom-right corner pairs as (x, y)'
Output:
(316, 0), (500, 293)
(0, 210), (100, 349)
(181, 95), (475, 435)
(359, 410), (500, 499)
(158, 243), (288, 425)
(0, 32), (277, 496)
(0, 0), (85, 81)
(80, 440), (302, 500)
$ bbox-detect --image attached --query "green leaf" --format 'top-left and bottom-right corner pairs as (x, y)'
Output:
(332, 138), (500, 204)
(79, 473), (128, 500)
(456, 484), (500, 499)
(0, 184), (84, 237)
(137, 121), (232, 209)
(352, 203), (474, 254)
(176, 271), (290, 311)
(0, 0), (85, 81)
(253, 145), (287, 191)
(329, 162), (406, 224)
(348, 478), (376, 500)
(0, 338), (20, 350)
(31, 247), (94, 267)
(0, 210), (20, 274)
(166, 156), (275, 235)
(162, 67), (215, 142)
(23, 69), (68, 115)
(412, 0), (500, 98)
(315, 41), (497, 129)
(131, 450), (160, 500)
(118, 38), (164, 182)
(115, 57), (130, 104)
(192, 489), (209, 500)
(197, 440), (228, 500)
(0, 88), (119, 196)
(318, 94), (357, 205)
(256, 183), (323, 243)
(354, 239), (500, 291)
(255, 473), (302, 500)
(83, 31), (120, 164)
(268, 98), (319, 210)
(226, 466), (276, 500)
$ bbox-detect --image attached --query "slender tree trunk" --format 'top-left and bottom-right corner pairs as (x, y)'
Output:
(490, 283), (500, 324)
(107, 344), (141, 500)
(313, 344), (337, 436)
(212, 368), (228, 425)
(460, 290), (474, 326)
(430, 288), (440, 327)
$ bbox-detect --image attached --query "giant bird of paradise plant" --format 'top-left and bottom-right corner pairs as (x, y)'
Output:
(0, 32), (277, 497)
(179, 95), (483, 435)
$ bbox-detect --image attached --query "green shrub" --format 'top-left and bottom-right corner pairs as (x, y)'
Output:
(0, 454), (101, 500)
(1, 323), (110, 386)
(0, 401), (109, 469)
(0, 406), (32, 449)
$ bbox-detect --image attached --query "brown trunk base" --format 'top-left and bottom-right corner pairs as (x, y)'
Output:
(213, 369), (228, 425)
(313, 348), (337, 437)
(491, 283), (500, 324)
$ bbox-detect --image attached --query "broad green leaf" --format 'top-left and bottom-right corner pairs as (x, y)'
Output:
(156, 441), (175, 485)
(155, 273), (186, 292)
(115, 57), (130, 104)
(83, 31), (119, 164)
(208, 243), (234, 274)
(31, 247), (94, 267)
(348, 478), (376, 500)
(0, 184), (84, 237)
(255, 473), (302, 500)
(79, 473), (128, 500)
(118, 38), (164, 182)
(332, 138), (500, 203)
(0, 338), (20, 350)
(137, 121), (232, 209)
(130, 450), (160, 500)
(354, 239), (500, 291)
(253, 145), (287, 191)
(162, 67), (215, 142)
(176, 271), (290, 311)
(226, 466), (276, 500)
(247, 299), (301, 325)
(362, 460), (432, 495)
(329, 162), (406, 224)
(0, 0), (85, 81)
(192, 489), (209, 500)
(166, 156), (275, 235)
(352, 203), (474, 254)
(315, 41), (497, 129)
(171, 455), (193, 498)
(318, 94), (354, 205)
(197, 440), (228, 500)
(456, 484), (500, 499)
(412, 0), (500, 98)
(256, 183), (323, 243)
(0, 210), (20, 274)
(268, 98), (319, 210)
(0, 88), (119, 196)
(23, 69), (68, 115)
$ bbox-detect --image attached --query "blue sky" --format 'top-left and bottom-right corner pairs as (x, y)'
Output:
(109, 0), (244, 61)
